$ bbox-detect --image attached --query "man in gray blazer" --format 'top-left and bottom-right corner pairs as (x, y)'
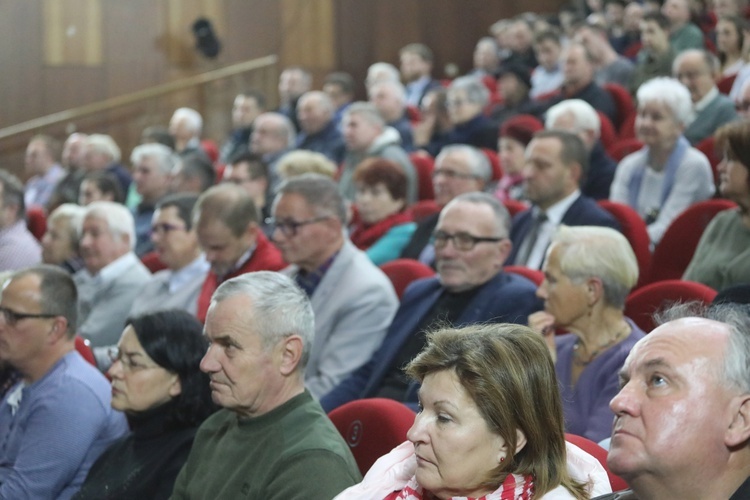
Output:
(74, 201), (151, 369)
(271, 173), (399, 398)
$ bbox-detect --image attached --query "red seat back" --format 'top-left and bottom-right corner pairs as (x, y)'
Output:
(75, 336), (97, 366)
(597, 111), (617, 153)
(618, 112), (636, 140)
(717, 73), (737, 95)
(408, 200), (441, 222)
(624, 279), (718, 332)
(480, 148), (503, 182)
(565, 433), (629, 492)
(140, 251), (167, 273)
(409, 152), (435, 201)
(503, 199), (530, 218)
(695, 135), (721, 187)
(598, 201), (651, 290)
(603, 83), (635, 130)
(380, 259), (436, 299)
(26, 206), (47, 242)
(609, 138), (643, 162)
(328, 398), (416, 476)
(503, 265), (544, 286)
(647, 199), (736, 284)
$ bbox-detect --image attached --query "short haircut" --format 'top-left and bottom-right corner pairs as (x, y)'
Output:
(636, 77), (693, 127)
(545, 99), (601, 135)
(227, 151), (268, 180)
(85, 134), (121, 163)
(448, 76), (490, 108)
(323, 72), (355, 96)
(28, 134), (61, 161)
(642, 11), (670, 30)
(0, 169), (26, 221)
(276, 150), (337, 179)
(194, 183), (258, 236)
(673, 48), (720, 76)
(130, 143), (179, 175)
(353, 158), (408, 201)
(343, 102), (386, 128)
(84, 201), (137, 251)
(212, 271), (315, 370)
(179, 152), (216, 192)
(298, 90), (336, 115)
(275, 173), (347, 224)
(368, 80), (407, 105)
(534, 29), (561, 45)
(445, 191), (511, 237)
(532, 130), (590, 176)
(281, 66), (312, 88)
(140, 126), (176, 150)
(239, 89), (267, 110)
(81, 171), (125, 204)
(256, 112), (297, 149)
(156, 193), (200, 230)
(171, 107), (203, 135)
(48, 203), (86, 252)
(13, 265), (78, 338)
(126, 310), (216, 426)
(399, 42), (434, 63)
(435, 144), (492, 181)
(407, 324), (587, 498)
(549, 225), (638, 308)
(366, 62), (401, 84)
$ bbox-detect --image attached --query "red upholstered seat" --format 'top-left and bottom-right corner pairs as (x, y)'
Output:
(408, 200), (441, 223)
(480, 148), (503, 182)
(328, 398), (416, 476)
(140, 251), (168, 273)
(597, 201), (651, 290)
(603, 83), (635, 130)
(646, 199), (737, 284)
(502, 199), (530, 218)
(409, 152), (435, 201)
(503, 265), (544, 286)
(695, 135), (721, 187)
(618, 112), (636, 140)
(597, 111), (617, 153)
(717, 73), (737, 95)
(26, 206), (47, 242)
(609, 138), (643, 162)
(75, 336), (97, 367)
(565, 433), (629, 492)
(379, 259), (436, 299)
(624, 280), (718, 332)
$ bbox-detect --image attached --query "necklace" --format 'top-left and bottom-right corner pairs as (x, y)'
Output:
(573, 325), (630, 367)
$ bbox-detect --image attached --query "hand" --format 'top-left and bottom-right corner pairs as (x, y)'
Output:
(528, 311), (558, 362)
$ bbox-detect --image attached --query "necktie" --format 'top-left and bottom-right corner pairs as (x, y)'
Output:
(517, 211), (548, 267)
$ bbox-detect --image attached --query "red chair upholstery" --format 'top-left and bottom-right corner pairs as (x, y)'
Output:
(503, 265), (544, 286)
(598, 201), (651, 290)
(75, 336), (97, 367)
(717, 73), (737, 95)
(597, 111), (617, 153)
(646, 199), (737, 284)
(695, 135), (721, 186)
(503, 199), (530, 218)
(409, 151), (435, 201)
(565, 433), (628, 492)
(603, 83), (635, 130)
(408, 200), (441, 222)
(328, 398), (416, 476)
(200, 139), (219, 164)
(623, 41), (642, 60)
(624, 279), (718, 332)
(405, 104), (421, 125)
(609, 138), (643, 162)
(480, 148), (503, 182)
(618, 112), (636, 140)
(26, 206), (47, 242)
(380, 259), (436, 299)
(140, 251), (168, 273)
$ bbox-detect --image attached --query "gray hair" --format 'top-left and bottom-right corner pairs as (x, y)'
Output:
(12, 265), (78, 338)
(343, 102), (386, 128)
(436, 144), (492, 181)
(211, 271), (315, 369)
(545, 99), (601, 136)
(448, 76), (491, 108)
(85, 134), (121, 163)
(83, 201), (136, 251)
(298, 90), (336, 115)
(549, 225), (638, 309)
(256, 112), (297, 149)
(171, 107), (203, 135)
(48, 203), (86, 250)
(366, 62), (401, 87)
(130, 143), (179, 174)
(672, 48), (720, 78)
(369, 80), (407, 105)
(444, 192), (511, 237)
(275, 173), (347, 223)
(636, 77), (693, 127)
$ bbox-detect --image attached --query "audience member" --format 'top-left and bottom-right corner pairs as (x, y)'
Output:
(340, 102), (417, 203)
(47, 132), (88, 212)
(716, 15), (747, 77)
(82, 134), (131, 195)
(23, 134), (64, 208)
(529, 226), (645, 442)
(131, 143), (179, 256)
(545, 99), (617, 200)
(399, 43), (442, 107)
(277, 66), (312, 132)
(222, 151), (271, 226)
(141, 125), (176, 150)
(509, 131), (619, 269)
(74, 201), (151, 367)
(78, 171), (124, 206)
(0, 169), (42, 271)
(41, 203), (85, 274)
(401, 145), (492, 263)
(350, 158), (416, 264)
(612, 2), (644, 55)
(506, 17), (539, 68)
(271, 174), (398, 396)
(73, 310), (215, 500)
(495, 114), (544, 202)
(129, 194), (209, 317)
(531, 30), (565, 99)
(249, 112), (296, 192)
(684, 121), (750, 290)
(662, 0), (706, 51)
(168, 108), (206, 158)
(442, 76), (499, 151)
(365, 62), (401, 89)
(0, 266), (127, 498)
(413, 88), (452, 156)
(193, 183), (285, 323)
(321, 192), (542, 411)
(610, 77), (715, 246)
(469, 37), (502, 77)
(219, 90), (265, 164)
(631, 12), (676, 93)
(575, 23), (635, 86)
(673, 49), (738, 145)
(170, 272), (361, 498)
(323, 71), (355, 126)
(295, 90), (346, 163)
(369, 80), (414, 150)
(597, 304), (750, 499)
(169, 152), (215, 195)
(276, 150), (337, 180)
(489, 62), (542, 126)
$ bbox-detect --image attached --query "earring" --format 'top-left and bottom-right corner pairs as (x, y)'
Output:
(500, 457), (505, 462)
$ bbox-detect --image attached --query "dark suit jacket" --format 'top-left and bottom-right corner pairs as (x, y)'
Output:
(319, 272), (543, 412)
(507, 195), (621, 265)
(399, 213), (439, 261)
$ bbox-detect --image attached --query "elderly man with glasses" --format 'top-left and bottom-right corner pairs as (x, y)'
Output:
(320, 191), (542, 412)
(270, 174), (398, 398)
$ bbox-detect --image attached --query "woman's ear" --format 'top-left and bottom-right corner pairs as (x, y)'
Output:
(514, 428), (528, 454)
(585, 277), (604, 306)
(168, 374), (182, 398)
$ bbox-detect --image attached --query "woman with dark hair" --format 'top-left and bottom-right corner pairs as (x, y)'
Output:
(335, 324), (610, 499)
(716, 15), (747, 77)
(684, 121), (750, 290)
(350, 158), (416, 265)
(78, 171), (125, 206)
(73, 310), (216, 500)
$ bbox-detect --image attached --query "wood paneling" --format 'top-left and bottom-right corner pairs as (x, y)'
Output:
(43, 0), (102, 66)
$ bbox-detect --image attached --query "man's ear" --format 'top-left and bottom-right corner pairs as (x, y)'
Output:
(726, 395), (750, 448)
(48, 317), (69, 344)
(277, 335), (304, 376)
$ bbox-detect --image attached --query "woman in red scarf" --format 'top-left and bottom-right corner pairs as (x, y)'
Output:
(350, 158), (416, 265)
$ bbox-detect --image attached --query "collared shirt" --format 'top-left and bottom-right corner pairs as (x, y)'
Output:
(85, 252), (141, 286)
(525, 189), (581, 270)
(168, 254), (210, 294)
(295, 251), (339, 297)
(0, 220), (42, 272)
(217, 246), (255, 284)
(405, 76), (432, 107)
(685, 86), (719, 127)
(24, 164), (65, 208)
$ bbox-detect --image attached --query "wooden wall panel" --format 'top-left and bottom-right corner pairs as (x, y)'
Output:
(43, 0), (103, 66)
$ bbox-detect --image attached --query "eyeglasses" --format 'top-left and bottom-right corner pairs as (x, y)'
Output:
(432, 230), (504, 251)
(108, 347), (160, 372)
(432, 168), (479, 180)
(266, 216), (330, 238)
(150, 222), (186, 235)
(0, 306), (57, 327)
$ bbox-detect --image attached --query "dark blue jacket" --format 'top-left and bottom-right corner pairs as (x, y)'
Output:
(295, 120), (346, 164)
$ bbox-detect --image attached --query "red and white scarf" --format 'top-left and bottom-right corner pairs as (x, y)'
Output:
(386, 472), (534, 500)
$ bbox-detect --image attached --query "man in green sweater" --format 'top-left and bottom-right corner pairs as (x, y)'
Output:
(170, 271), (361, 499)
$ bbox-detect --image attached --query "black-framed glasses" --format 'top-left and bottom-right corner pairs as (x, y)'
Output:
(266, 216), (330, 238)
(108, 347), (160, 372)
(150, 222), (186, 235)
(432, 169), (479, 180)
(0, 306), (57, 327)
(432, 230), (504, 251)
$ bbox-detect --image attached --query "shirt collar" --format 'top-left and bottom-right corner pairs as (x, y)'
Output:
(168, 254), (210, 293)
(538, 189), (581, 225)
(694, 86), (719, 113)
